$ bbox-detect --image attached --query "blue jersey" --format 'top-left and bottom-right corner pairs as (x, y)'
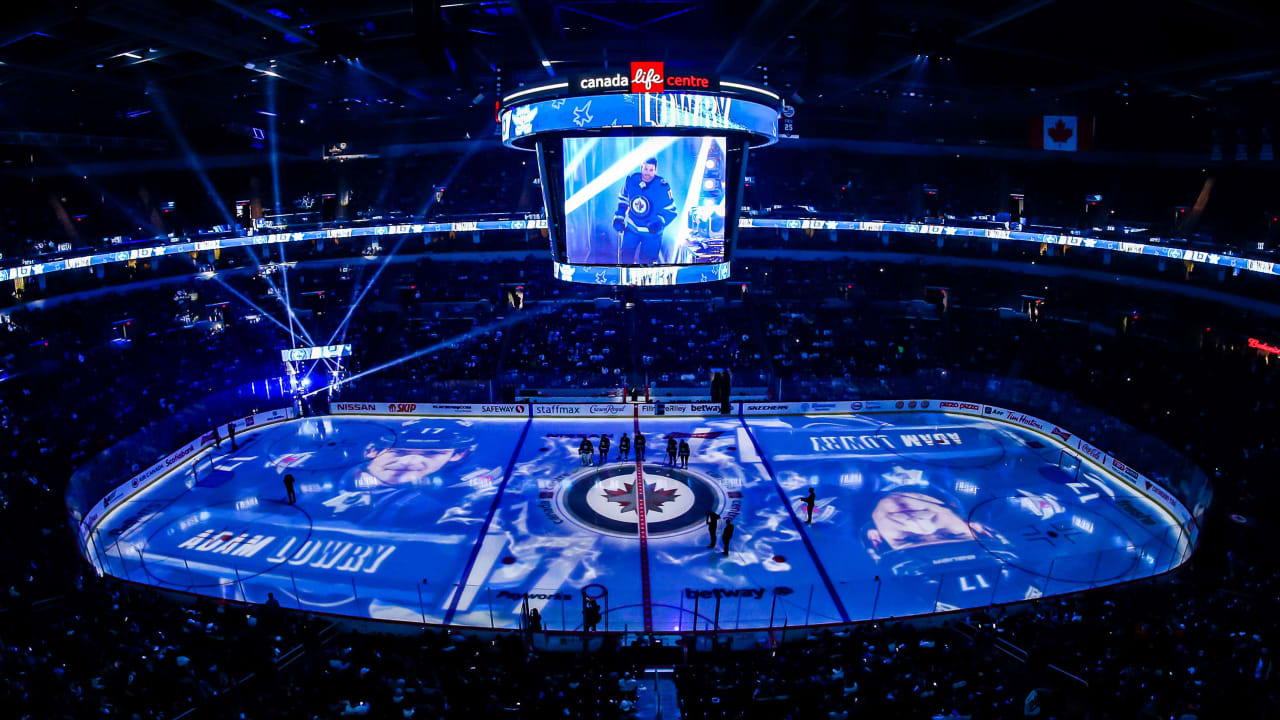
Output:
(615, 173), (678, 234)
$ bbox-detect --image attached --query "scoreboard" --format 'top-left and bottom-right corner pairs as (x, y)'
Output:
(499, 62), (780, 286)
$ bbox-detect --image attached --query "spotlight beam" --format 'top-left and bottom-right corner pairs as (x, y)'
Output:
(323, 142), (482, 346)
(304, 303), (556, 398)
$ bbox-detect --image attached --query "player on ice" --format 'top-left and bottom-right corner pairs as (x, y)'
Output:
(598, 434), (611, 465)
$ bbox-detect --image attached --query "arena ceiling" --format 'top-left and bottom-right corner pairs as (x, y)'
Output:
(0, 0), (1276, 157)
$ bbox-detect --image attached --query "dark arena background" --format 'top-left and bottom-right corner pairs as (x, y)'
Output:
(0, 2), (1277, 718)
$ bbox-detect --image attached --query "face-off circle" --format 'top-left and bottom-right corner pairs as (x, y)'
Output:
(556, 464), (725, 539)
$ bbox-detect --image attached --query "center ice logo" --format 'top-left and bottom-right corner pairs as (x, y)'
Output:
(556, 464), (725, 539)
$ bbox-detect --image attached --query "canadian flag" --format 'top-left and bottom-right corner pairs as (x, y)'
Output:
(1030, 115), (1094, 151)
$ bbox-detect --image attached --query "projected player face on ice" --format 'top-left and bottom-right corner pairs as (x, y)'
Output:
(361, 444), (469, 487)
(866, 490), (997, 552)
(318, 423), (487, 525)
(860, 466), (1016, 581)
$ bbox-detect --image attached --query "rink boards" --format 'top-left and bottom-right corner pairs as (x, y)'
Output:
(88, 402), (1193, 633)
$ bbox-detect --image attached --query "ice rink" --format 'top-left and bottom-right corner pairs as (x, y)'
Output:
(90, 408), (1191, 633)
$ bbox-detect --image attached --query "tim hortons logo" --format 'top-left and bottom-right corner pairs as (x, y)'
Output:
(631, 61), (664, 93)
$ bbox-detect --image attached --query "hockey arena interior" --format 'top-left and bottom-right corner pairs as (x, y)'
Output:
(0, 1), (1277, 718)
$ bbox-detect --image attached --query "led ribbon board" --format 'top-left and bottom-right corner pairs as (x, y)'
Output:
(553, 260), (731, 286)
(500, 92), (778, 149)
(2, 217), (1275, 281)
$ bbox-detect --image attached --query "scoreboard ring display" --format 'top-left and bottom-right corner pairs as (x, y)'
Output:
(499, 64), (780, 286)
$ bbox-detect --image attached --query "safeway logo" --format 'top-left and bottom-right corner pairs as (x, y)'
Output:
(631, 61), (664, 93)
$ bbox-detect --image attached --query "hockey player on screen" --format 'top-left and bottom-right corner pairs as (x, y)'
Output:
(612, 157), (678, 265)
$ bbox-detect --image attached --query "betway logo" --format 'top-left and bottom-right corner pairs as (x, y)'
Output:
(688, 403), (721, 413)
(684, 587), (766, 600)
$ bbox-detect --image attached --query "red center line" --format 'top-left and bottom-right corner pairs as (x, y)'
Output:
(633, 405), (653, 633)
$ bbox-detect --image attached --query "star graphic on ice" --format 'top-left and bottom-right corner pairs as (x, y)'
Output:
(572, 100), (593, 127)
(550, 98), (566, 110)
(880, 465), (927, 488)
(602, 482), (680, 515)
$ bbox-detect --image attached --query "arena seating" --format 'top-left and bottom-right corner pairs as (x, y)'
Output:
(0, 245), (1275, 717)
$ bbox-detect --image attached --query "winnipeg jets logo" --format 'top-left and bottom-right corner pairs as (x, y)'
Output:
(550, 98), (566, 110)
(512, 105), (538, 136)
(593, 269), (609, 284)
(630, 196), (650, 216)
(602, 481), (679, 514)
(572, 100), (593, 127)
(556, 464), (722, 539)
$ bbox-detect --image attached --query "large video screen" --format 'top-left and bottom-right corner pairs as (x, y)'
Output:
(562, 136), (727, 266)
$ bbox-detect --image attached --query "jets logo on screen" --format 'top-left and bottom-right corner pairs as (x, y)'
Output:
(631, 61), (664, 93)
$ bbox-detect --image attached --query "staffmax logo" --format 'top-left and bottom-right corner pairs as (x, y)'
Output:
(535, 405), (582, 415)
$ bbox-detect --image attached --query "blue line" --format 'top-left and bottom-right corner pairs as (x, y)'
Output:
(442, 413), (534, 625)
(737, 409), (850, 623)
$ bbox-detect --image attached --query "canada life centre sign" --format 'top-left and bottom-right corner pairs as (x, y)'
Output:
(571, 61), (719, 96)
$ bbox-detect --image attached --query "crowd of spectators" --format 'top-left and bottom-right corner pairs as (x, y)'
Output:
(0, 238), (1275, 717)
